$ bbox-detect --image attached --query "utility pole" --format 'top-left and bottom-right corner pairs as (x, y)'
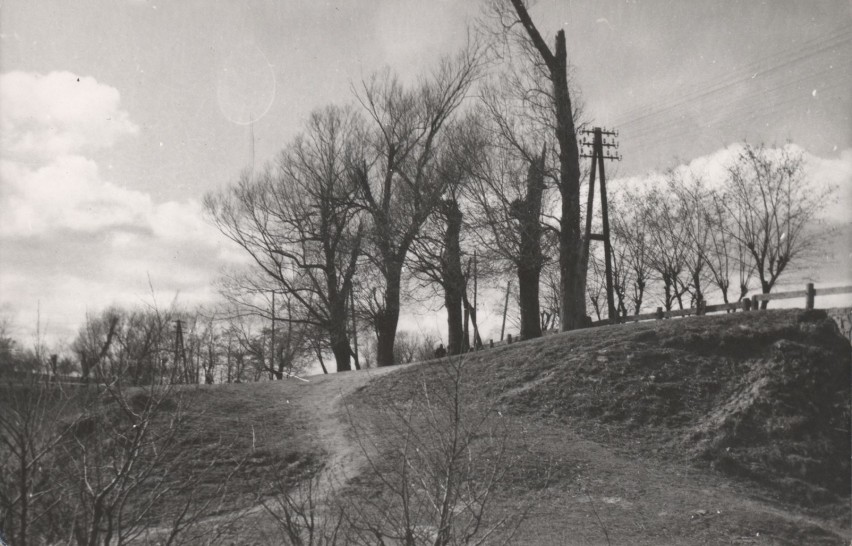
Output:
(500, 280), (512, 341)
(174, 319), (187, 383)
(473, 249), (481, 349)
(270, 290), (277, 379)
(350, 289), (360, 370)
(580, 127), (622, 324)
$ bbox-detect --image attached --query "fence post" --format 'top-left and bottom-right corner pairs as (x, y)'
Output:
(489, 339), (494, 349)
(507, 333), (513, 344)
(655, 307), (664, 320)
(805, 283), (815, 310)
(742, 297), (751, 312)
(751, 294), (760, 310)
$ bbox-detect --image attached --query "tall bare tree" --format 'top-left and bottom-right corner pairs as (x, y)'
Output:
(465, 132), (548, 340)
(610, 191), (653, 315)
(720, 143), (828, 308)
(668, 169), (712, 307)
(351, 47), (483, 367)
(644, 187), (690, 311)
(206, 105), (364, 371)
(492, 0), (587, 330)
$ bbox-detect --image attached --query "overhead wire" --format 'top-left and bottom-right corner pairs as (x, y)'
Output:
(609, 23), (851, 131)
(604, 25), (852, 169)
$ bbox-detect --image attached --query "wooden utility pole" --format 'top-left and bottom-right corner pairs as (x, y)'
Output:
(580, 127), (621, 323)
(472, 250), (481, 349)
(350, 290), (360, 370)
(270, 290), (277, 379)
(174, 319), (187, 383)
(500, 280), (512, 341)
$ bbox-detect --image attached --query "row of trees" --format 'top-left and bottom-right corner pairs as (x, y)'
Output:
(204, 2), (594, 372)
(204, 1), (830, 373)
(584, 143), (827, 321)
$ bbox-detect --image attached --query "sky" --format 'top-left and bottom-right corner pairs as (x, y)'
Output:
(1, 0), (851, 345)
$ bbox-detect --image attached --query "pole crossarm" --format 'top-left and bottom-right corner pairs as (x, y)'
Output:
(580, 127), (621, 160)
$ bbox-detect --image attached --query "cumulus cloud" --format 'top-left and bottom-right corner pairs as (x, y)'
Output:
(0, 71), (240, 342)
(0, 155), (154, 236)
(613, 143), (852, 226)
(1, 71), (138, 159)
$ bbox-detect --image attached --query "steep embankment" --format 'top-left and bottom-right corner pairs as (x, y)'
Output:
(355, 309), (851, 545)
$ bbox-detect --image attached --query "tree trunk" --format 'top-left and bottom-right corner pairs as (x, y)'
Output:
(513, 148), (546, 340)
(517, 264), (542, 340)
(442, 199), (465, 355)
(376, 268), (402, 367)
(508, 1), (584, 330)
(553, 31), (585, 331)
(331, 336), (352, 372)
(329, 303), (352, 372)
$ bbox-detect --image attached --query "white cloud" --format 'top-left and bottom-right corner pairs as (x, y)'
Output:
(0, 71), (241, 343)
(803, 148), (852, 224)
(1, 71), (138, 159)
(0, 155), (153, 236)
(613, 143), (852, 225)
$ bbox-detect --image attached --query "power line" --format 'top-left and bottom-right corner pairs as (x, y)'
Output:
(624, 62), (850, 150)
(625, 73), (850, 158)
(610, 24), (851, 130)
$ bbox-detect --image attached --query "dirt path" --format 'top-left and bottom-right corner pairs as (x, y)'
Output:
(288, 365), (405, 483)
(139, 366), (407, 544)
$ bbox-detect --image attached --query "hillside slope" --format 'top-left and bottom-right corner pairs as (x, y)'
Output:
(121, 309), (850, 545)
(354, 309), (851, 545)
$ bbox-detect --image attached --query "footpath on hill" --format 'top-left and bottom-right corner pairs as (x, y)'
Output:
(176, 309), (849, 545)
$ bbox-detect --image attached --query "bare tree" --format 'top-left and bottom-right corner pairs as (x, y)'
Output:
(0, 376), (80, 546)
(465, 136), (548, 340)
(641, 187), (690, 311)
(719, 143), (828, 307)
(405, 122), (483, 357)
(72, 307), (176, 385)
(491, 0), (587, 330)
(350, 46), (484, 367)
(344, 357), (522, 545)
(668, 169), (712, 307)
(705, 192), (755, 303)
(610, 190), (653, 315)
(206, 105), (365, 372)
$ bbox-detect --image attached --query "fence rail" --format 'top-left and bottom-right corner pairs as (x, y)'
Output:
(446, 283), (852, 355)
(589, 282), (852, 328)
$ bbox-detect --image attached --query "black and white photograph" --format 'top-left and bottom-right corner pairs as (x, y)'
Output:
(1, 1), (850, 544)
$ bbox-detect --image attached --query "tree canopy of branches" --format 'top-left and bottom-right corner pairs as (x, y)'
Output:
(350, 46), (484, 367)
(205, 105), (364, 372)
(719, 143), (827, 307)
(464, 124), (548, 340)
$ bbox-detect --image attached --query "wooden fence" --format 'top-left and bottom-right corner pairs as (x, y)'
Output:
(590, 282), (852, 327)
(486, 283), (852, 349)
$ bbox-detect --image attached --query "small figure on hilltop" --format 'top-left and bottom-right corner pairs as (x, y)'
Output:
(434, 343), (447, 359)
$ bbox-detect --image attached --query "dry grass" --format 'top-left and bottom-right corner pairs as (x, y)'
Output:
(31, 309), (846, 544)
(352, 309), (851, 545)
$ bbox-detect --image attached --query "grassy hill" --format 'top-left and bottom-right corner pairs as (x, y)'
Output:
(11, 309), (846, 544)
(351, 308), (850, 545)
